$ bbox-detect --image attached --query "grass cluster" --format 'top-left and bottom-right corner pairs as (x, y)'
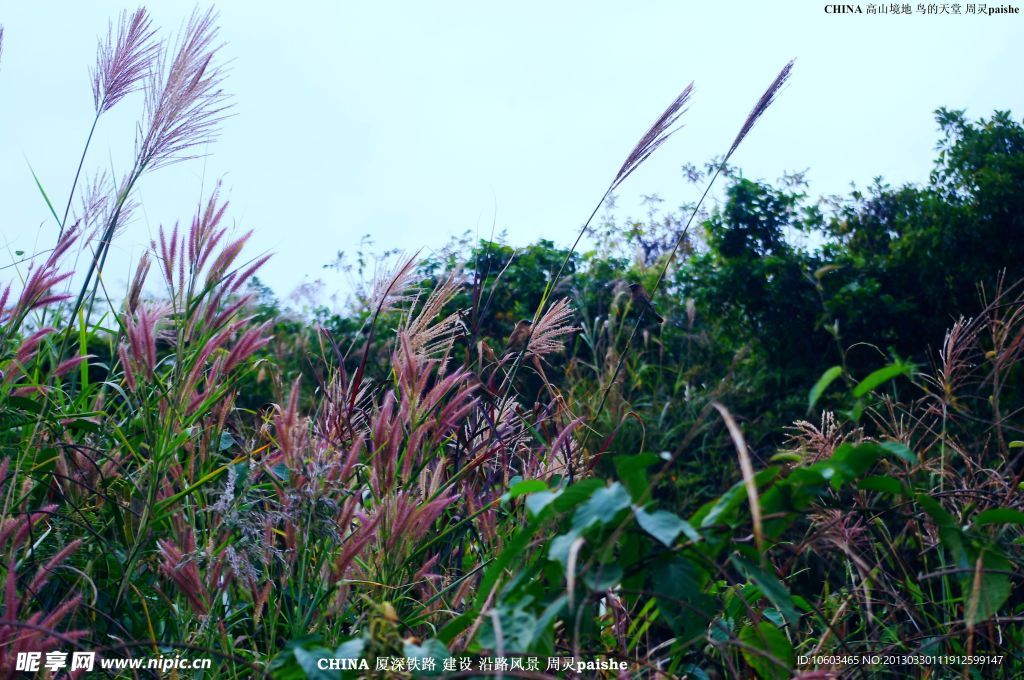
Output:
(2, 8), (1023, 680)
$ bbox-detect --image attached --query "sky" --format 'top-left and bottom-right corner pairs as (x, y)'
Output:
(1, 2), (1022, 307)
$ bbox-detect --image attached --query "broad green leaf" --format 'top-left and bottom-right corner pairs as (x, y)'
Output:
(218, 431), (237, 451)
(437, 612), (475, 646)
(731, 556), (800, 627)
(695, 467), (781, 529)
(402, 639), (451, 676)
(815, 442), (888, 488)
(681, 665), (712, 680)
(916, 493), (955, 528)
(548, 529), (582, 567)
(473, 518), (542, 609)
(552, 478), (604, 512)
(853, 362), (911, 397)
(582, 563), (623, 590)
(768, 452), (802, 463)
(738, 622), (794, 680)
(503, 479), (547, 502)
(807, 365), (842, 412)
(478, 602), (537, 652)
(916, 493), (969, 567)
(634, 506), (700, 546)
(650, 557), (714, 640)
(615, 453), (662, 500)
(572, 482), (631, 531)
(964, 550), (1013, 626)
(526, 490), (559, 518)
(333, 638), (364, 660)
(857, 476), (906, 496)
(879, 440), (917, 464)
(293, 647), (337, 680)
(975, 508), (1024, 526)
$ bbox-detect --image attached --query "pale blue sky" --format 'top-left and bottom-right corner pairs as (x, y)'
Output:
(2, 2), (1021, 305)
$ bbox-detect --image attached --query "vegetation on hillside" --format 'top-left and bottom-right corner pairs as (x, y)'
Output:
(2, 8), (1023, 679)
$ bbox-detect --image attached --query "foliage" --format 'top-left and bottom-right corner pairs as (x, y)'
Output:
(2, 8), (1024, 680)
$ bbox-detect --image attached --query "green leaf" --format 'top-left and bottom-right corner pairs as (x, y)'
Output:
(916, 493), (955, 528)
(853, 362), (911, 398)
(28, 161), (62, 226)
(964, 550), (1012, 626)
(317, 639), (367, 679)
(695, 467), (781, 529)
(525, 490), (559, 518)
(478, 602), (537, 653)
(473, 518), (542, 610)
(634, 506), (700, 546)
(975, 508), (1024, 526)
(681, 665), (712, 680)
(768, 452), (802, 464)
(818, 442), (887, 487)
(738, 622), (794, 680)
(807, 365), (842, 412)
(650, 557), (714, 640)
(614, 453), (662, 500)
(916, 493), (969, 567)
(582, 563), (623, 590)
(436, 612), (475, 646)
(857, 476), (905, 496)
(503, 479), (547, 502)
(333, 638), (365, 661)
(879, 440), (917, 464)
(402, 638), (451, 676)
(731, 556), (800, 626)
(548, 529), (582, 567)
(572, 482), (631, 531)
(530, 594), (567, 654)
(218, 431), (236, 452)
(293, 647), (337, 680)
(552, 478), (604, 512)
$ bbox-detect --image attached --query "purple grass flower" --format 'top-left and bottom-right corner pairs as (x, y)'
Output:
(92, 8), (159, 113)
(139, 8), (230, 169)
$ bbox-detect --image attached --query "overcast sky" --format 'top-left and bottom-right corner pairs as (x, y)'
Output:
(2, 2), (1021, 305)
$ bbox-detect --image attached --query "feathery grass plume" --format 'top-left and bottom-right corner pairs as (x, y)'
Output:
(92, 7), (159, 113)
(530, 81), (695, 379)
(725, 59), (794, 162)
(227, 253), (272, 294)
(400, 270), (465, 359)
(9, 226), (81, 321)
(91, 173), (139, 242)
(139, 7), (230, 169)
(368, 252), (421, 315)
(223, 321), (272, 373)
(526, 297), (579, 358)
(189, 186), (228, 271)
(13, 328), (57, 367)
(808, 508), (870, 556)
(0, 468), (85, 667)
(123, 303), (170, 380)
(611, 83), (694, 192)
(74, 172), (114, 238)
(205, 230), (252, 286)
(158, 539), (209, 615)
(782, 411), (860, 465)
(126, 251), (151, 313)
